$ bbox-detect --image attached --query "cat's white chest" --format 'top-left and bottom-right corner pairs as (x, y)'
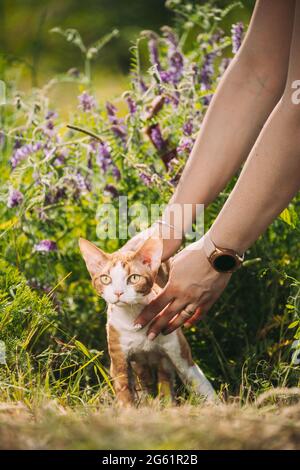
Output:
(120, 327), (160, 355)
(107, 302), (167, 356)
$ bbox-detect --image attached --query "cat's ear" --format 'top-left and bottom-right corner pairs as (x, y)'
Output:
(134, 237), (163, 273)
(79, 238), (109, 278)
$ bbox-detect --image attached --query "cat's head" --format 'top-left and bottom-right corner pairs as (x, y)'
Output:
(79, 237), (163, 305)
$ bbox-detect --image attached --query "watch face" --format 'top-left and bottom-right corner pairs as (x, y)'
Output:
(213, 254), (237, 272)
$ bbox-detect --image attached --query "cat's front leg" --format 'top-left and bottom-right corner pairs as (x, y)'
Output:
(163, 330), (217, 402)
(107, 323), (134, 406)
(110, 359), (133, 407)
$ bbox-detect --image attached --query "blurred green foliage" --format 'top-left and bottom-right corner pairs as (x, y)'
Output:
(0, 0), (254, 86)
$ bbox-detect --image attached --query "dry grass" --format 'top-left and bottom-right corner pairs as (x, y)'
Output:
(0, 391), (300, 450)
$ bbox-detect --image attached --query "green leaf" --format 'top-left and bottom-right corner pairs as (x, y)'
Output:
(279, 206), (298, 228)
(288, 320), (299, 329)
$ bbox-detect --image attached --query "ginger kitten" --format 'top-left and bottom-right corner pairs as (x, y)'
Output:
(79, 236), (216, 405)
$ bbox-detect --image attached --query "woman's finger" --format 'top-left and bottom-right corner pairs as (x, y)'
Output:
(147, 299), (188, 340)
(183, 299), (216, 329)
(134, 284), (174, 328)
(162, 303), (199, 335)
(183, 306), (204, 328)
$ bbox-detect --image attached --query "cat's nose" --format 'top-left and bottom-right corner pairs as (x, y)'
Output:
(114, 291), (124, 297)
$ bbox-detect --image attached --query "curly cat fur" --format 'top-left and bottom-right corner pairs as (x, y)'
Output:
(79, 237), (216, 405)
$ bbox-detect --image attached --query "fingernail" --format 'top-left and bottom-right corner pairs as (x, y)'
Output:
(148, 332), (156, 341)
(184, 322), (191, 329)
(133, 323), (142, 331)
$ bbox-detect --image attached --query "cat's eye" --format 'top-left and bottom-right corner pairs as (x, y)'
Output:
(127, 274), (142, 284)
(99, 274), (112, 285)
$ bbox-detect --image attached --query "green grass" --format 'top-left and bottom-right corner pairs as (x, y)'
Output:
(0, 390), (299, 450)
(0, 0), (300, 450)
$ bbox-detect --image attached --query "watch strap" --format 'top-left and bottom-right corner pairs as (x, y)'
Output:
(203, 232), (245, 261)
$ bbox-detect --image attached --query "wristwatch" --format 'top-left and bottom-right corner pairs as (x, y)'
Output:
(203, 232), (244, 273)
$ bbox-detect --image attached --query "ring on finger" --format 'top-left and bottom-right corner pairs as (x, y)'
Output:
(181, 309), (194, 319)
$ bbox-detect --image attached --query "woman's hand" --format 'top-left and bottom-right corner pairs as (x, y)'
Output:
(121, 223), (183, 261)
(134, 238), (232, 338)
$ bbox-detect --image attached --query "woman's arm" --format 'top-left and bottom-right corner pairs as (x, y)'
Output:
(138, 89), (300, 339)
(161, 0), (294, 259)
(211, 0), (300, 254)
(133, 1), (300, 338)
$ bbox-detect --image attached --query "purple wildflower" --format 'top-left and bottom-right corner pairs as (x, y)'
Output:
(147, 124), (166, 151)
(43, 119), (56, 138)
(170, 91), (180, 107)
(231, 22), (244, 54)
(78, 91), (97, 112)
(183, 120), (193, 136)
(91, 140), (121, 177)
(96, 141), (111, 159)
(87, 153), (93, 169)
(161, 26), (178, 52)
(75, 172), (91, 194)
(200, 53), (215, 90)
(170, 51), (183, 69)
(53, 148), (69, 166)
(106, 102), (118, 124)
(203, 95), (213, 106)
(104, 184), (119, 198)
(137, 78), (148, 93)
(61, 172), (91, 199)
(158, 51), (184, 85)
(94, 141), (112, 173)
(46, 110), (58, 120)
(209, 29), (224, 45)
(112, 165), (121, 180)
(148, 37), (161, 71)
(13, 137), (23, 150)
(7, 188), (24, 208)
(199, 51), (216, 105)
(168, 51), (184, 84)
(177, 137), (194, 156)
(139, 172), (152, 187)
(46, 120), (55, 131)
(111, 124), (127, 143)
(159, 70), (173, 83)
(10, 142), (42, 168)
(125, 96), (137, 115)
(34, 240), (57, 253)
(106, 102), (127, 142)
(149, 26), (182, 85)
